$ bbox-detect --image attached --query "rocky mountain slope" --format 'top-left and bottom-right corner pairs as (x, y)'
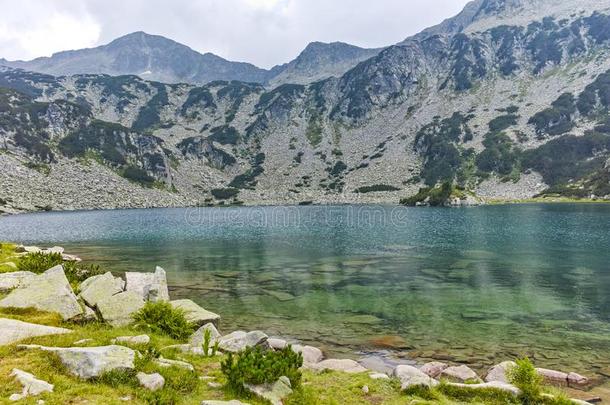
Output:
(2, 0), (610, 213)
(1, 32), (383, 88)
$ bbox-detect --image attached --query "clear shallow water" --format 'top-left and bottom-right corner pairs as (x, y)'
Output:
(1, 204), (610, 377)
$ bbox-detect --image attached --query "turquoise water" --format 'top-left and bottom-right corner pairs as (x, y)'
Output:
(1, 204), (610, 377)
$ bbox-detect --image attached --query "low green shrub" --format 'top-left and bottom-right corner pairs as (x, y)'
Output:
(17, 252), (63, 273)
(159, 366), (199, 394)
(221, 346), (303, 394)
(96, 368), (139, 388)
(17, 252), (104, 285)
(508, 358), (543, 404)
(132, 301), (195, 340)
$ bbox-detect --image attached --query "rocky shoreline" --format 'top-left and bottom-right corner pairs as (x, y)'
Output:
(0, 244), (604, 404)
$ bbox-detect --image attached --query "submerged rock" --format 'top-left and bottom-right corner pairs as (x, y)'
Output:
(0, 271), (36, 292)
(393, 365), (438, 390)
(125, 267), (169, 302)
(170, 299), (220, 327)
(485, 361), (516, 384)
(137, 372), (165, 391)
(18, 345), (135, 379)
(0, 266), (83, 320)
(11, 368), (54, 396)
(218, 331), (268, 353)
(0, 318), (71, 346)
(97, 291), (145, 327)
(245, 376), (292, 405)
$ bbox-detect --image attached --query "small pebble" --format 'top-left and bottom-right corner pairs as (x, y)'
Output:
(207, 382), (222, 389)
(362, 385), (369, 394)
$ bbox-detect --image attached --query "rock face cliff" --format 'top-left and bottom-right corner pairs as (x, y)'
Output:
(1, 0), (610, 213)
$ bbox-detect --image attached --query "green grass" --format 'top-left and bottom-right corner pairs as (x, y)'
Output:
(0, 242), (19, 273)
(132, 301), (195, 340)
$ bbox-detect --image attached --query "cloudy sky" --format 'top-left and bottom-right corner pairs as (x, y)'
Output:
(0, 0), (471, 68)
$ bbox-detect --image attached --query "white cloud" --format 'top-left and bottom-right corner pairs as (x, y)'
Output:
(0, 1), (100, 61)
(0, 0), (470, 67)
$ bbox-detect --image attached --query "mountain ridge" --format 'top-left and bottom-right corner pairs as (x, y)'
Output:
(1, 0), (610, 213)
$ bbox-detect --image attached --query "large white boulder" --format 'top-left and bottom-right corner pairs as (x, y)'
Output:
(0, 271), (36, 292)
(97, 291), (145, 327)
(0, 318), (72, 346)
(0, 266), (83, 320)
(125, 267), (169, 302)
(218, 331), (268, 353)
(393, 365), (439, 390)
(11, 368), (54, 396)
(170, 299), (220, 327)
(18, 345), (135, 379)
(79, 272), (124, 308)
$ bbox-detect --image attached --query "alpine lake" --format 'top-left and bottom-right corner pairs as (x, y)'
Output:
(1, 203), (609, 381)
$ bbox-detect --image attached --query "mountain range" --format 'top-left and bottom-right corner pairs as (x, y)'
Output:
(1, 0), (610, 213)
(0, 31), (384, 88)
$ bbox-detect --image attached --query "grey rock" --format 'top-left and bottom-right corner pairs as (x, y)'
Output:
(19, 345), (135, 379)
(201, 401), (250, 405)
(9, 393), (23, 401)
(155, 357), (195, 371)
(445, 381), (521, 396)
(311, 359), (367, 374)
(136, 372), (165, 391)
(170, 299), (220, 326)
(292, 344), (323, 364)
(218, 330), (268, 353)
(267, 338), (287, 350)
(11, 368), (54, 396)
(79, 272), (124, 308)
(567, 372), (589, 388)
(369, 372), (390, 380)
(362, 385), (369, 394)
(125, 267), (169, 302)
(0, 318), (71, 346)
(440, 365), (481, 383)
(536, 368), (569, 386)
(97, 291), (145, 327)
(189, 323), (221, 348)
(245, 376), (292, 405)
(0, 266), (83, 320)
(73, 339), (94, 345)
(393, 365), (438, 390)
(420, 361), (448, 378)
(0, 271), (36, 292)
(485, 361), (516, 384)
(112, 335), (151, 345)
